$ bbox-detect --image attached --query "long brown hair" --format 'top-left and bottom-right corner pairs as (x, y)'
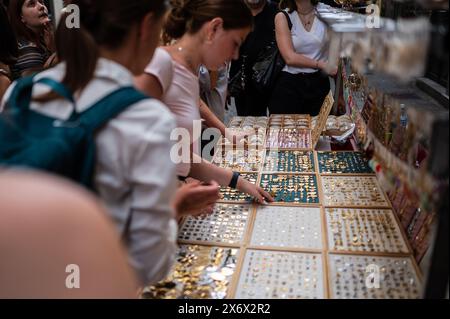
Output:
(53, 0), (167, 98)
(163, 0), (253, 43)
(279, 0), (319, 13)
(8, 0), (48, 51)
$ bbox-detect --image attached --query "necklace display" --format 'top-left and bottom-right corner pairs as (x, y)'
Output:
(297, 7), (315, 30)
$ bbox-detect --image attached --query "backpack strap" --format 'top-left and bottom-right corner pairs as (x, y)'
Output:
(75, 87), (149, 132)
(281, 10), (293, 30)
(8, 75), (36, 111)
(77, 88), (149, 244)
(75, 88), (150, 245)
(8, 76), (76, 112)
(37, 78), (75, 104)
(7, 77), (147, 130)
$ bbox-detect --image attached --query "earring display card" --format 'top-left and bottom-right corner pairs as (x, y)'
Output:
(321, 176), (389, 207)
(220, 173), (258, 202)
(269, 117), (283, 129)
(266, 128), (312, 149)
(212, 149), (263, 172)
(217, 131), (266, 150)
(318, 152), (373, 174)
(142, 245), (239, 299)
(263, 150), (315, 173)
(178, 204), (252, 245)
(228, 116), (268, 130)
(269, 115), (311, 129)
(326, 208), (409, 254)
(260, 174), (320, 204)
(286, 116), (311, 130)
(328, 254), (422, 299)
(241, 117), (269, 130)
(234, 250), (324, 299)
(228, 117), (244, 128)
(251, 206), (323, 249)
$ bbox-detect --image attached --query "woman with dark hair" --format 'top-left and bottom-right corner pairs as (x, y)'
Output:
(269, 0), (336, 115)
(229, 0), (278, 116)
(136, 0), (274, 205)
(0, 2), (17, 100)
(8, 0), (54, 79)
(2, 0), (222, 286)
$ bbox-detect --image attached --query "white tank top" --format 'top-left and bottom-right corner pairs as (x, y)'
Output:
(283, 6), (328, 74)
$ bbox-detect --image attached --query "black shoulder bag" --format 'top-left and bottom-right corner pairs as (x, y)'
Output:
(252, 11), (293, 93)
(228, 55), (248, 97)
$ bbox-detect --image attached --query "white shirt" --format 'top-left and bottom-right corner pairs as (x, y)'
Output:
(199, 65), (228, 122)
(1, 58), (179, 286)
(283, 6), (328, 74)
(145, 48), (201, 177)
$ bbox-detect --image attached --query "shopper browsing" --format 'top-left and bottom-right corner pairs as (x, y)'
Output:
(229, 0), (278, 117)
(1, 0), (219, 285)
(135, 0), (274, 204)
(269, 0), (336, 115)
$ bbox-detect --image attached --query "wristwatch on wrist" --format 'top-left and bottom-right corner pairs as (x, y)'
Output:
(228, 171), (241, 189)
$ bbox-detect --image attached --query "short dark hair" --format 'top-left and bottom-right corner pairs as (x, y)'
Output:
(279, 0), (319, 13)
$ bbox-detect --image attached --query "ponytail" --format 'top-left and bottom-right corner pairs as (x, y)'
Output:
(41, 0), (168, 100)
(163, 0), (189, 43)
(56, 11), (99, 95)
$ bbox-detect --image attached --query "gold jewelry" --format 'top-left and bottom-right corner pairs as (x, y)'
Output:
(297, 8), (315, 29)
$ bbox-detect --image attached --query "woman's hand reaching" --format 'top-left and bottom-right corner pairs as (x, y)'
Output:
(173, 180), (221, 218)
(236, 177), (274, 205)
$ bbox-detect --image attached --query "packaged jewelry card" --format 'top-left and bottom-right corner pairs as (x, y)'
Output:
(178, 204), (252, 245)
(260, 174), (320, 204)
(269, 115), (311, 129)
(142, 245), (239, 299)
(251, 206), (323, 249)
(321, 176), (389, 207)
(218, 131), (266, 150)
(241, 117), (269, 130)
(228, 117), (244, 128)
(212, 149), (263, 172)
(263, 150), (315, 173)
(234, 250), (325, 299)
(328, 254), (422, 299)
(318, 151), (373, 174)
(266, 129), (312, 150)
(326, 208), (409, 254)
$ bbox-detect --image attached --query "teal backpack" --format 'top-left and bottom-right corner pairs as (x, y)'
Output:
(0, 75), (148, 190)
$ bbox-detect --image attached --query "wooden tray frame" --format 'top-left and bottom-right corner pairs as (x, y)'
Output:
(315, 151), (375, 176)
(150, 115), (424, 300)
(312, 91), (335, 149)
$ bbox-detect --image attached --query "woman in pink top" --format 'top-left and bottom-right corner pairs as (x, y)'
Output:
(136, 0), (273, 204)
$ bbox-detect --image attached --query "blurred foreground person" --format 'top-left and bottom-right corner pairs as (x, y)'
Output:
(0, 171), (138, 298)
